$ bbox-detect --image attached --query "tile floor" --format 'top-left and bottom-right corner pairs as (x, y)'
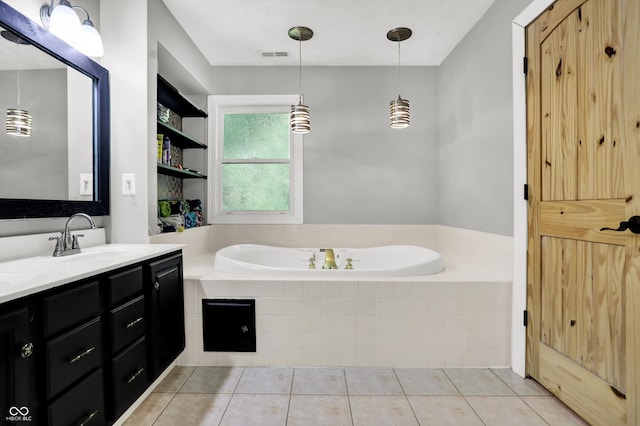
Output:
(125, 366), (589, 425)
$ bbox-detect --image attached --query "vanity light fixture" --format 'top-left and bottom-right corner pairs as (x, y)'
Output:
(387, 27), (412, 129)
(40, 0), (104, 57)
(288, 26), (313, 134)
(2, 31), (32, 137)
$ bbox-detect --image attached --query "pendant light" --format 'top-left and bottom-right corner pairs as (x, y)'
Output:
(288, 26), (313, 134)
(2, 31), (32, 137)
(387, 27), (412, 129)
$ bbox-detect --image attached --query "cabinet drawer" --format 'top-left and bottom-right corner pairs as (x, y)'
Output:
(43, 280), (100, 336)
(110, 295), (145, 354)
(48, 368), (106, 426)
(111, 337), (147, 419)
(46, 317), (102, 398)
(107, 266), (143, 305)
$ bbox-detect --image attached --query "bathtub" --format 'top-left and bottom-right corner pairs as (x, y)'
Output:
(213, 244), (443, 277)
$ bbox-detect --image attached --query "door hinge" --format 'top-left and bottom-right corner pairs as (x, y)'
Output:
(524, 184), (529, 201)
(523, 310), (528, 327)
(523, 57), (528, 74)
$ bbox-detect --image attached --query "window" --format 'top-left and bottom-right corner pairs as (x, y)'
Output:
(209, 95), (303, 224)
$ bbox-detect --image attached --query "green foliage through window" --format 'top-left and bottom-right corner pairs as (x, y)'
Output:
(223, 113), (290, 159)
(222, 164), (290, 211)
(221, 112), (291, 212)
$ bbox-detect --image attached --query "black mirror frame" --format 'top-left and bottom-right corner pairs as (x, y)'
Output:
(0, 1), (109, 219)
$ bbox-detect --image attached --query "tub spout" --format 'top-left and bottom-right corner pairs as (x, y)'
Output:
(321, 248), (337, 269)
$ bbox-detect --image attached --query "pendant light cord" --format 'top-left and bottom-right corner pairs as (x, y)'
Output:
(16, 41), (21, 108)
(298, 36), (303, 102)
(397, 36), (401, 96)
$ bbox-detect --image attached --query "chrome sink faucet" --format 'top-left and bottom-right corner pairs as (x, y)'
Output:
(49, 213), (97, 257)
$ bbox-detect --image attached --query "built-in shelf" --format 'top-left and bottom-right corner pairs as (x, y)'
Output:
(157, 75), (208, 118)
(157, 121), (207, 150)
(157, 163), (207, 179)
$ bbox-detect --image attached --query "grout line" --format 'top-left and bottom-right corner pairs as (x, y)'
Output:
(230, 366), (245, 394)
(343, 368), (356, 426)
(150, 366), (198, 425)
(216, 366), (245, 425)
(284, 368), (295, 425)
(150, 392), (179, 426)
(393, 368), (421, 425)
(519, 396), (556, 426)
(175, 366), (197, 393)
(442, 368), (488, 426)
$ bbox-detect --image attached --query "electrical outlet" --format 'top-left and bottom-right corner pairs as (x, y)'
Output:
(79, 173), (93, 196)
(122, 173), (136, 195)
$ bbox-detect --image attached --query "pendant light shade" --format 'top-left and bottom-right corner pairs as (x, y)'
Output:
(6, 108), (32, 137)
(288, 26), (313, 134)
(387, 27), (412, 129)
(290, 99), (310, 134)
(390, 95), (410, 129)
(1, 31), (32, 137)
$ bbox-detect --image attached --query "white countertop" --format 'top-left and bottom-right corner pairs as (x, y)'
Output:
(0, 244), (184, 304)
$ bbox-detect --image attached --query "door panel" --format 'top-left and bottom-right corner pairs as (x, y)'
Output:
(540, 237), (625, 390)
(526, 0), (640, 424)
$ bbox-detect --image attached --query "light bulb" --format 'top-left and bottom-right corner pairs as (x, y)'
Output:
(49, 2), (81, 45)
(75, 20), (104, 57)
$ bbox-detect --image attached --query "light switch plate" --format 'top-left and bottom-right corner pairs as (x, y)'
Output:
(122, 173), (136, 195)
(79, 173), (93, 196)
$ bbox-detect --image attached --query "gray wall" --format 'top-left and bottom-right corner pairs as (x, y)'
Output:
(211, 66), (439, 224)
(438, 0), (532, 236)
(0, 69), (67, 199)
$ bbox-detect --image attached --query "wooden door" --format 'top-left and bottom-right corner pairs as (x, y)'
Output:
(526, 0), (640, 425)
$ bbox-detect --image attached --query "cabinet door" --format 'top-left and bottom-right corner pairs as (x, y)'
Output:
(0, 304), (37, 424)
(146, 253), (184, 379)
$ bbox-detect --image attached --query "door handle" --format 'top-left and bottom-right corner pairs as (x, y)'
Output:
(600, 216), (640, 234)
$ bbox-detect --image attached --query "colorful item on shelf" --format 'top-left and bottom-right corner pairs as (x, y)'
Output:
(158, 199), (204, 232)
(158, 201), (171, 218)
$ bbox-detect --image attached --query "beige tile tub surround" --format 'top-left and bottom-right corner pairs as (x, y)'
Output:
(152, 224), (514, 368)
(182, 279), (511, 368)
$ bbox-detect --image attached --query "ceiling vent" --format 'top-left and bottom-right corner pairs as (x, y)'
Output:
(261, 51), (288, 58)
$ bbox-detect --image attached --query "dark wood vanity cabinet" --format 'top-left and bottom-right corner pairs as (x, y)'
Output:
(0, 299), (38, 424)
(146, 253), (185, 380)
(0, 250), (184, 426)
(106, 266), (148, 419)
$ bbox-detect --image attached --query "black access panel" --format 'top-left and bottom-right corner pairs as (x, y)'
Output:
(202, 299), (256, 352)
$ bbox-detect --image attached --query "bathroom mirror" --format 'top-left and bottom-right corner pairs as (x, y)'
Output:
(0, 2), (109, 219)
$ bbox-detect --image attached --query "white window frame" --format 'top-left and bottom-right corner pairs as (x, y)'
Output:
(208, 95), (303, 224)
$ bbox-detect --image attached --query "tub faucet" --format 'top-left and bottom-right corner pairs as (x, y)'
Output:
(320, 248), (337, 269)
(49, 213), (97, 257)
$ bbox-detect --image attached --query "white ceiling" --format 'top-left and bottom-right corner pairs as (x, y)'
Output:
(161, 0), (497, 67)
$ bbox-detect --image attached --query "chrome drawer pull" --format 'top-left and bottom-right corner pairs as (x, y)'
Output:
(125, 317), (143, 329)
(127, 367), (145, 384)
(68, 346), (96, 364)
(78, 409), (98, 426)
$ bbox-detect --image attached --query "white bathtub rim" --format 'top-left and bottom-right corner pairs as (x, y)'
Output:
(213, 243), (444, 277)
